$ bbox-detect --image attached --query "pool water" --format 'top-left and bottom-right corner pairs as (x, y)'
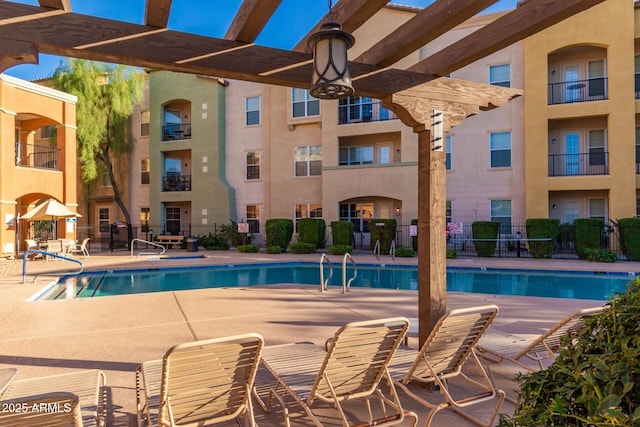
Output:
(39, 262), (634, 301)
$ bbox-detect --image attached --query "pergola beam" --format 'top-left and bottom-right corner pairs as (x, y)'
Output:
(409, 0), (606, 76)
(294, 0), (389, 53)
(225, 0), (282, 43)
(144, 0), (172, 28)
(356, 0), (498, 67)
(37, 0), (70, 11)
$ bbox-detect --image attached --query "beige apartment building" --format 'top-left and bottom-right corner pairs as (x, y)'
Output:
(123, 0), (639, 251)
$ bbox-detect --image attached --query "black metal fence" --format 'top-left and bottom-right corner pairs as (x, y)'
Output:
(76, 220), (628, 260)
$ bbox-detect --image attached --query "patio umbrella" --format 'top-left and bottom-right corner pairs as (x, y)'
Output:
(21, 199), (81, 220)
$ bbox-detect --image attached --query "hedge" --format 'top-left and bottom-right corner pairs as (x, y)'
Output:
(298, 218), (326, 249)
(369, 219), (397, 254)
(525, 218), (559, 258)
(617, 217), (640, 261)
(574, 218), (604, 259)
(265, 219), (294, 251)
(331, 221), (354, 246)
(472, 221), (499, 257)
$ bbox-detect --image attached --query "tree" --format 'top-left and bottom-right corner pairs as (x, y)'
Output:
(52, 59), (144, 224)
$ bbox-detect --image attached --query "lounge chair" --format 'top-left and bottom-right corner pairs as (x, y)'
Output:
(255, 317), (418, 427)
(71, 237), (90, 258)
(476, 306), (603, 371)
(24, 239), (43, 260)
(0, 392), (83, 426)
(388, 305), (505, 427)
(136, 333), (264, 427)
(1, 369), (107, 427)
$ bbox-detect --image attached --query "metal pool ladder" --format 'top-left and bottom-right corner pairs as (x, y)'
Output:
(319, 253), (357, 293)
(131, 238), (166, 259)
(22, 249), (84, 284)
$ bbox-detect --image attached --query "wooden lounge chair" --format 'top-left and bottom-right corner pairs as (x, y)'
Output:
(388, 305), (505, 427)
(1, 369), (107, 427)
(476, 306), (603, 371)
(136, 333), (264, 427)
(0, 392), (83, 426)
(256, 317), (418, 427)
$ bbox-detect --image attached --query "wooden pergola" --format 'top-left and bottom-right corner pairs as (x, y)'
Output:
(0, 0), (604, 344)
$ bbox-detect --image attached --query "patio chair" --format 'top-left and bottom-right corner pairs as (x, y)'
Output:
(45, 239), (64, 261)
(1, 369), (107, 427)
(71, 237), (90, 258)
(476, 306), (603, 371)
(388, 305), (505, 427)
(255, 317), (418, 427)
(24, 239), (43, 259)
(0, 392), (83, 426)
(136, 333), (264, 427)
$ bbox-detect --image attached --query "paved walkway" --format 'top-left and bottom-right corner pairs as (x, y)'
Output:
(0, 250), (637, 426)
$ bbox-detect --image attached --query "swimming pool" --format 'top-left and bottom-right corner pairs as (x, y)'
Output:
(37, 262), (635, 301)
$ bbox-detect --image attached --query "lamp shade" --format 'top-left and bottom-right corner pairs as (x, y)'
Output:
(308, 20), (355, 99)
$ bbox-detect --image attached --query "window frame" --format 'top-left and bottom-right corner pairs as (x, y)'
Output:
(246, 204), (261, 233)
(246, 150), (261, 180)
(292, 88), (320, 118)
(140, 110), (150, 136)
(489, 64), (511, 88)
(588, 129), (606, 166)
(140, 159), (150, 185)
(245, 96), (261, 126)
(294, 145), (322, 177)
(490, 199), (512, 234)
(490, 132), (512, 168)
(445, 135), (452, 170)
(98, 207), (110, 233)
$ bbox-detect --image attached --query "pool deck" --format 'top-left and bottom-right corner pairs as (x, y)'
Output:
(0, 250), (638, 426)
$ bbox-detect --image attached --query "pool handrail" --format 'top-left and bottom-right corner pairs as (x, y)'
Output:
(342, 253), (357, 293)
(373, 239), (381, 260)
(389, 240), (396, 260)
(319, 253), (333, 292)
(22, 249), (84, 284)
(131, 238), (166, 259)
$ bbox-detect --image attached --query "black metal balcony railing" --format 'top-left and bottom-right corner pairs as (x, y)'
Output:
(162, 175), (191, 191)
(548, 77), (608, 105)
(338, 100), (398, 124)
(548, 152), (608, 177)
(161, 123), (191, 141)
(15, 142), (59, 170)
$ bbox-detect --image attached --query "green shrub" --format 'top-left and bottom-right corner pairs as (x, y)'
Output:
(265, 245), (282, 254)
(617, 217), (640, 261)
(583, 248), (617, 263)
(472, 221), (499, 257)
(526, 218), (559, 258)
(298, 218), (326, 249)
(369, 219), (397, 254)
(219, 220), (253, 247)
(446, 249), (457, 259)
(394, 247), (415, 257)
(500, 278), (640, 426)
(265, 219), (293, 250)
(288, 242), (316, 254)
(331, 221), (354, 246)
(237, 244), (259, 253)
(574, 218), (604, 259)
(329, 244), (352, 255)
(197, 233), (229, 250)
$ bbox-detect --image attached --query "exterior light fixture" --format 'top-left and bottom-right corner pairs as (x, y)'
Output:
(308, 1), (355, 99)
(395, 207), (401, 216)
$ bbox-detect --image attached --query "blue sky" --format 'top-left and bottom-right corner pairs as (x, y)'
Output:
(4, 0), (518, 81)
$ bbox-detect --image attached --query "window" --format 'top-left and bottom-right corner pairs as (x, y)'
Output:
(246, 151), (260, 180)
(588, 199), (606, 222)
(635, 56), (640, 97)
(140, 110), (150, 136)
(165, 207), (181, 235)
(588, 60), (606, 97)
(445, 136), (452, 170)
(40, 125), (56, 139)
(101, 164), (112, 187)
(246, 205), (260, 233)
(140, 208), (150, 232)
(292, 88), (319, 118)
(98, 207), (110, 233)
(636, 127), (640, 168)
(490, 132), (511, 168)
(245, 96), (260, 126)
(340, 203), (373, 233)
(339, 146), (373, 166)
(588, 130), (606, 166)
(295, 203), (323, 231)
(489, 64), (510, 88)
(446, 200), (452, 224)
(490, 200), (512, 234)
(164, 109), (181, 139)
(141, 159), (150, 185)
(378, 146), (391, 164)
(295, 145), (322, 176)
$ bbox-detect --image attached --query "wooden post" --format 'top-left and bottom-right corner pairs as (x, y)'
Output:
(417, 129), (447, 346)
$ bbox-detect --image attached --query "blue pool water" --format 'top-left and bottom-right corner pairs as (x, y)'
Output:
(38, 262), (635, 301)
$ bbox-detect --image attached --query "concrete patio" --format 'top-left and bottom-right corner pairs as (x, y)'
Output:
(0, 250), (637, 426)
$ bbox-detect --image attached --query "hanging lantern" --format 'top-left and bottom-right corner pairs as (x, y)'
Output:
(308, 19), (355, 99)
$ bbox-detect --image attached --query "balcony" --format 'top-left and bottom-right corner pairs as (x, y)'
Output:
(161, 123), (191, 141)
(548, 78), (607, 105)
(162, 175), (191, 191)
(548, 152), (608, 177)
(338, 100), (398, 125)
(15, 142), (59, 170)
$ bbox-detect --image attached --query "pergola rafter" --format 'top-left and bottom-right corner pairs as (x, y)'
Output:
(0, 0), (605, 344)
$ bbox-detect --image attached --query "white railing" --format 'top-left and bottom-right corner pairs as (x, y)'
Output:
(342, 253), (357, 293)
(319, 253), (333, 292)
(131, 238), (166, 258)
